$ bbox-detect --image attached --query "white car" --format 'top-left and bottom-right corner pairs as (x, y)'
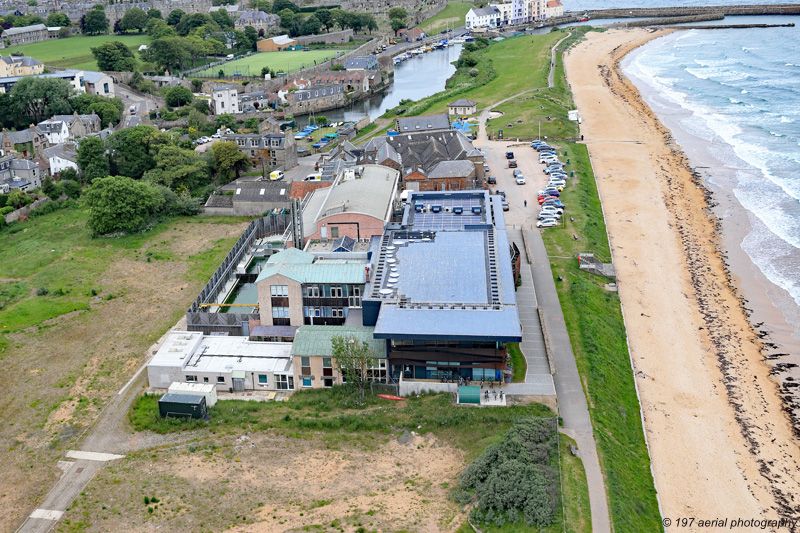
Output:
(540, 158), (559, 165)
(541, 206), (563, 216)
(537, 218), (559, 228)
(548, 179), (566, 187)
(516, 176), (526, 185)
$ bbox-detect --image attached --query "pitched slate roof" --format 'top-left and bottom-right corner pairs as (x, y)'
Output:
(291, 325), (384, 358)
(2, 24), (47, 36)
(396, 113), (450, 133)
(448, 99), (477, 107)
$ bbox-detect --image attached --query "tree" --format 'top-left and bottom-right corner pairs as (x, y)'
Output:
(243, 25), (258, 50)
(278, 8), (295, 30)
(331, 335), (378, 397)
(106, 125), (164, 179)
(88, 100), (121, 126)
(233, 30), (254, 53)
(176, 13), (214, 36)
(58, 26), (72, 38)
(243, 117), (259, 130)
(300, 15), (321, 36)
(391, 19), (406, 36)
(84, 176), (164, 235)
(46, 13), (71, 27)
(60, 178), (82, 198)
(315, 8), (331, 32)
(209, 9), (232, 29)
(164, 85), (193, 107)
(271, 0), (298, 13)
(11, 77), (74, 124)
(84, 7), (109, 35)
(362, 14), (378, 34)
(211, 141), (249, 182)
(7, 190), (33, 209)
(42, 176), (61, 199)
(141, 37), (190, 71)
(166, 8), (185, 26)
(388, 7), (407, 21)
(214, 113), (236, 130)
(76, 136), (109, 182)
(145, 18), (175, 38)
(13, 14), (45, 27)
(143, 145), (209, 191)
(119, 7), (147, 33)
(91, 40), (135, 71)
(330, 9), (348, 31)
(129, 70), (155, 93)
(147, 8), (162, 20)
(71, 92), (124, 117)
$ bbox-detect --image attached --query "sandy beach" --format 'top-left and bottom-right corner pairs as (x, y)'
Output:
(566, 28), (800, 527)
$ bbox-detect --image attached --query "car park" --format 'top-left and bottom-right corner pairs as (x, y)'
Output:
(516, 175), (526, 185)
(537, 218), (559, 228)
(487, 176), (497, 184)
(508, 159), (518, 168)
(506, 151), (514, 159)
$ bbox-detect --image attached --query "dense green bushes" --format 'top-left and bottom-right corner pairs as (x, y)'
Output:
(456, 417), (559, 528)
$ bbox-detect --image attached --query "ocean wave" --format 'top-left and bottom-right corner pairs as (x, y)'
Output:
(740, 216), (800, 308)
(780, 116), (794, 123)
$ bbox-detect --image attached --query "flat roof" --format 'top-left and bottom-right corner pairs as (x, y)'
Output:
(367, 190), (521, 342)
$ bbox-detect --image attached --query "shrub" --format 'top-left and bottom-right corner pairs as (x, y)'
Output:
(0, 206), (13, 215)
(164, 86), (193, 107)
(36, 286), (49, 296)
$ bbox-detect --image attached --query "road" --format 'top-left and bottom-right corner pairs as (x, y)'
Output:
(472, 31), (612, 533)
(115, 83), (160, 128)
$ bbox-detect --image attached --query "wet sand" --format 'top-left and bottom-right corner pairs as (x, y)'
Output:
(565, 28), (800, 526)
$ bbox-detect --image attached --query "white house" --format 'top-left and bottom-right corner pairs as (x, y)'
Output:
(36, 118), (70, 144)
(544, 0), (564, 19)
(82, 71), (115, 98)
(146, 331), (296, 392)
(212, 85), (240, 115)
(42, 143), (78, 176)
(487, 0), (527, 25)
(465, 5), (501, 29)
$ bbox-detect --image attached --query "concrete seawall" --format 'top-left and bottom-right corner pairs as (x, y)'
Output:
(609, 13), (724, 27)
(572, 3), (800, 19)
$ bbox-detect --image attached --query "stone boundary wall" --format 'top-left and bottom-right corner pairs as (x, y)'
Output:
(413, 1), (448, 25)
(609, 13), (724, 28)
(4, 197), (49, 224)
(295, 29), (354, 46)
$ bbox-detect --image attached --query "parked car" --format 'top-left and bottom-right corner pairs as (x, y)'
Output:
(496, 189), (506, 198)
(540, 195), (561, 205)
(530, 141), (545, 148)
(536, 144), (554, 152)
(541, 205), (564, 216)
(269, 170), (285, 181)
(538, 211), (561, 220)
(542, 200), (565, 210)
(512, 169), (523, 177)
(516, 175), (526, 185)
(502, 200), (510, 211)
(544, 165), (564, 174)
(548, 170), (567, 178)
(304, 173), (322, 181)
(537, 218), (559, 228)
(505, 151), (514, 159)
(508, 159), (518, 168)
(539, 189), (560, 197)
(487, 175), (497, 184)
(483, 163), (490, 172)
(540, 156), (558, 164)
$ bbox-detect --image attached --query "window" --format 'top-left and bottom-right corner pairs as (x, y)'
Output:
(323, 357), (333, 377)
(301, 356), (311, 376)
(272, 307), (289, 318)
(258, 374), (268, 385)
(302, 378), (312, 387)
(217, 376), (225, 383)
(203, 377), (209, 383)
(186, 375), (198, 382)
(330, 286), (343, 298)
(330, 226), (339, 239)
(103, 82), (109, 94)
(276, 374), (294, 390)
(332, 308), (344, 318)
(306, 286), (320, 298)
(271, 285), (288, 297)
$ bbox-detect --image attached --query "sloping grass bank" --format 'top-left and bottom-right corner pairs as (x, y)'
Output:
(540, 141), (661, 531)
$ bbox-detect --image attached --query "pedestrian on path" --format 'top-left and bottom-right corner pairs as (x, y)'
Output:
(524, 200), (527, 207)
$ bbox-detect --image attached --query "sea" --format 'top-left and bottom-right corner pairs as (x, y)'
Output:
(571, 0), (800, 414)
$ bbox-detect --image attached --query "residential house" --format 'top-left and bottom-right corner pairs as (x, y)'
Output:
(239, 90), (280, 113)
(82, 71), (115, 97)
(404, 159), (478, 192)
(544, 0), (564, 19)
(397, 27), (425, 41)
(36, 118), (70, 145)
(465, 6), (501, 29)
(222, 129), (298, 171)
(286, 84), (344, 114)
(447, 99), (478, 116)
(203, 180), (290, 217)
(276, 78), (312, 103)
(294, 164), (400, 248)
(362, 189), (521, 382)
(212, 85), (240, 115)
(291, 325), (386, 388)
(311, 71), (369, 93)
(1, 24), (48, 46)
(255, 247), (369, 327)
(146, 330), (295, 392)
(51, 112), (102, 139)
(42, 142), (79, 177)
(0, 54), (43, 77)
(0, 70), (84, 94)
(234, 10), (279, 32)
(395, 113), (450, 133)
(343, 55), (379, 71)
(256, 35), (298, 52)
(1, 125), (49, 158)
(0, 154), (43, 191)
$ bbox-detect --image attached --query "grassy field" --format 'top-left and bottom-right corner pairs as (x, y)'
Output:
(539, 141), (662, 531)
(420, 2), (473, 33)
(0, 209), (248, 532)
(4, 34), (151, 71)
(197, 49), (351, 77)
(508, 342), (527, 382)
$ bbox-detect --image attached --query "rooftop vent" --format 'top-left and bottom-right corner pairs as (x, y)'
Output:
(453, 206), (463, 215)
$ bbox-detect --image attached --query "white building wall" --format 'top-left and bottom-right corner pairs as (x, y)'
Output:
(49, 154), (78, 175)
(213, 88), (240, 115)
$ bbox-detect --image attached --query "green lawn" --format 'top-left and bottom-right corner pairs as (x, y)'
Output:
(540, 142), (662, 532)
(420, 2), (472, 33)
(197, 49), (352, 77)
(508, 342), (527, 382)
(4, 34), (151, 71)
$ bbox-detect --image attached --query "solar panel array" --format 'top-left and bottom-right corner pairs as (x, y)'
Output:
(412, 197), (484, 230)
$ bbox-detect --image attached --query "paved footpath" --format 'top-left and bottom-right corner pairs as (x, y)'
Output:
(526, 227), (611, 533)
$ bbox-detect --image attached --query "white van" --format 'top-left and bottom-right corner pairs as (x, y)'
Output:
(304, 173), (322, 182)
(226, 54), (234, 60)
(269, 170), (284, 181)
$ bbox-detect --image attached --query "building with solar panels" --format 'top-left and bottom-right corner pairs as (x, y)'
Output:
(361, 189), (521, 382)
